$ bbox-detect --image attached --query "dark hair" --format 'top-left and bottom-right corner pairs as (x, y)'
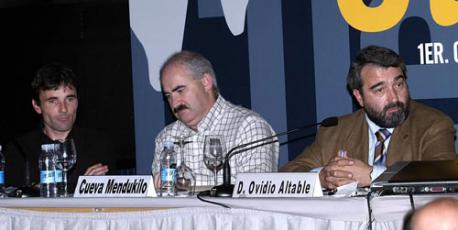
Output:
(347, 45), (407, 91)
(160, 51), (219, 96)
(31, 63), (78, 103)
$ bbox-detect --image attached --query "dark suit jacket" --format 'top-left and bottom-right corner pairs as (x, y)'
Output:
(281, 101), (456, 172)
(4, 126), (117, 192)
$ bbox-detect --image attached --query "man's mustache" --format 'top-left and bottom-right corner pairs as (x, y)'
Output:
(383, 102), (405, 113)
(173, 104), (189, 113)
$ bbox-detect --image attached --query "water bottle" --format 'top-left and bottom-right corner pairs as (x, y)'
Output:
(0, 145), (5, 197)
(39, 144), (57, 198)
(55, 163), (64, 197)
(54, 144), (65, 197)
(160, 141), (177, 197)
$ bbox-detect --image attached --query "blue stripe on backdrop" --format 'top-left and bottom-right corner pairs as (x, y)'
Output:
(282, 0), (317, 161)
(247, 0), (288, 166)
(131, 31), (165, 175)
(183, 0), (251, 109)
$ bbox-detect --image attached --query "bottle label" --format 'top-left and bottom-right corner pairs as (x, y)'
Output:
(0, 171), (4, 184)
(40, 170), (55, 184)
(160, 168), (176, 183)
(55, 170), (63, 183)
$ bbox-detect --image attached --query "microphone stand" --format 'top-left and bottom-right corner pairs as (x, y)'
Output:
(210, 117), (338, 197)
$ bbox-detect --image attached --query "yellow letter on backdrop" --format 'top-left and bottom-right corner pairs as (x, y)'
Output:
(430, 0), (458, 27)
(337, 0), (409, 32)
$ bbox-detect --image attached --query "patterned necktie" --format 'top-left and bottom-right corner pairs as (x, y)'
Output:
(373, 129), (391, 166)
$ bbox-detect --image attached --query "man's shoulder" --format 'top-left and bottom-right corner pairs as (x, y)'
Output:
(4, 128), (43, 156)
(13, 128), (43, 144)
(409, 100), (453, 123)
(222, 99), (267, 122)
(313, 109), (366, 139)
(155, 121), (181, 141)
(336, 109), (366, 127)
(71, 126), (107, 137)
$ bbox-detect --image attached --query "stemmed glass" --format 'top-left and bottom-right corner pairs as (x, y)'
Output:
(174, 136), (195, 197)
(203, 135), (226, 186)
(55, 138), (77, 197)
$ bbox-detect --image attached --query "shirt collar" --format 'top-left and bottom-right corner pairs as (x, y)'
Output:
(365, 114), (395, 136)
(39, 123), (75, 142)
(196, 95), (225, 132)
(175, 96), (225, 134)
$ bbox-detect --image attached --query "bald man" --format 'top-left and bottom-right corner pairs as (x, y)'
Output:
(406, 197), (458, 230)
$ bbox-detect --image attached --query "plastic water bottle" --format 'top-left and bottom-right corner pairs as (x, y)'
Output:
(160, 141), (177, 197)
(55, 163), (64, 197)
(0, 145), (5, 197)
(39, 144), (57, 198)
(54, 144), (64, 197)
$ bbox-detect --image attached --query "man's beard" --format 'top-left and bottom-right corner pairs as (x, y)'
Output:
(365, 100), (410, 128)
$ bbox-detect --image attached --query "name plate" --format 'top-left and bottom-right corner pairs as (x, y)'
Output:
(74, 175), (156, 197)
(232, 173), (323, 198)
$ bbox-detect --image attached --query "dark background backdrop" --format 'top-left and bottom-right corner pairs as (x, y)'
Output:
(0, 0), (136, 173)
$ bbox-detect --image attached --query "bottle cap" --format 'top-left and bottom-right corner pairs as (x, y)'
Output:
(41, 143), (57, 152)
(164, 141), (174, 149)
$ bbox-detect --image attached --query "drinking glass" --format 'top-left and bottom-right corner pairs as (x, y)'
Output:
(174, 136), (195, 197)
(55, 139), (77, 197)
(203, 135), (225, 186)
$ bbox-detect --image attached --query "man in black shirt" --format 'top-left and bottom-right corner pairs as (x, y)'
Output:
(4, 63), (116, 192)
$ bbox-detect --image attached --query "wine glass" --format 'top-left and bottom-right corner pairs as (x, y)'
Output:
(203, 135), (226, 186)
(55, 138), (77, 197)
(174, 136), (195, 197)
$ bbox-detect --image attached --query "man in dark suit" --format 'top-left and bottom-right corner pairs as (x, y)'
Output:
(4, 63), (116, 192)
(281, 45), (456, 189)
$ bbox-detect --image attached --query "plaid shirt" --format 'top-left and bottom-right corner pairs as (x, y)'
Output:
(153, 96), (279, 186)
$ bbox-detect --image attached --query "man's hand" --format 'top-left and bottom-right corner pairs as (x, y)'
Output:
(84, 163), (109, 176)
(339, 158), (373, 187)
(319, 156), (355, 189)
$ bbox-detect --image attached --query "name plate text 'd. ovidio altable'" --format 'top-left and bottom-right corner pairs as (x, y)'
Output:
(232, 173), (323, 198)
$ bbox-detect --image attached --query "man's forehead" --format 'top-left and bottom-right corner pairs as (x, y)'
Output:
(361, 65), (404, 84)
(40, 85), (77, 97)
(162, 66), (196, 88)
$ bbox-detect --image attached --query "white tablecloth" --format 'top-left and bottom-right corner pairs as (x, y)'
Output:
(0, 194), (453, 230)
(0, 207), (367, 230)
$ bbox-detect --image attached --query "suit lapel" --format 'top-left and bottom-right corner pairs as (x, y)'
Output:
(342, 111), (369, 163)
(385, 104), (414, 166)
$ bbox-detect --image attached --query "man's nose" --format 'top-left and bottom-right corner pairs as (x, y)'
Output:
(169, 93), (181, 108)
(59, 101), (68, 113)
(386, 87), (399, 103)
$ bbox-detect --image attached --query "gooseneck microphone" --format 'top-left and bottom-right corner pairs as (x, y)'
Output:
(209, 116), (339, 197)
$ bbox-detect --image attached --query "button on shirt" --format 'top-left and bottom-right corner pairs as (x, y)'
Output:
(153, 96), (279, 186)
(365, 115), (394, 181)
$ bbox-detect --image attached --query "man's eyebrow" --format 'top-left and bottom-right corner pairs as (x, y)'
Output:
(171, 85), (185, 93)
(394, 75), (405, 81)
(369, 81), (385, 90)
(368, 74), (405, 90)
(45, 96), (58, 101)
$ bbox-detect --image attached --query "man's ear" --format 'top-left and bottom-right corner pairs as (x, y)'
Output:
(352, 89), (364, 107)
(201, 73), (214, 92)
(32, 99), (42, 114)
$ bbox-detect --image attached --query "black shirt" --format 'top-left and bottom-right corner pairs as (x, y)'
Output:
(4, 126), (117, 192)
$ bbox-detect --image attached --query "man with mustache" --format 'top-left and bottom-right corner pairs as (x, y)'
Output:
(4, 63), (116, 193)
(152, 51), (279, 186)
(281, 45), (456, 189)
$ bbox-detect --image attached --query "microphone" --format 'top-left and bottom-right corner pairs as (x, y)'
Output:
(209, 116), (338, 197)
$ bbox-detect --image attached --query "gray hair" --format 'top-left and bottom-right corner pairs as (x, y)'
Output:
(160, 51), (219, 96)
